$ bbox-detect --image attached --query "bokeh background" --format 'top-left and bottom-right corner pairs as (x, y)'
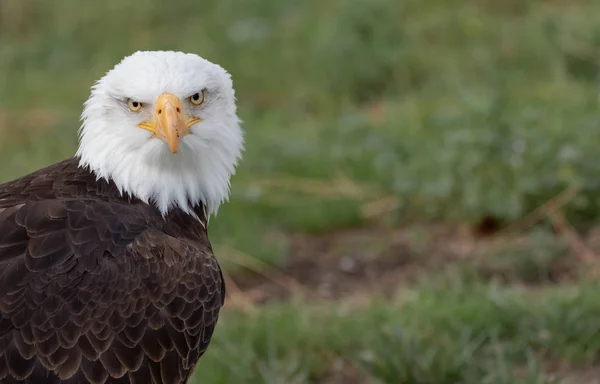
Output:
(2, 1), (600, 383)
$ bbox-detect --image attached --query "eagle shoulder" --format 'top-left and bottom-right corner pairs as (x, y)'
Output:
(0, 195), (224, 384)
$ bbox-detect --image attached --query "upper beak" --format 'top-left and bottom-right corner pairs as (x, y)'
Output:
(137, 93), (200, 153)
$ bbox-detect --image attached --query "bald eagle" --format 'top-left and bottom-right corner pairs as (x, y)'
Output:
(0, 51), (244, 383)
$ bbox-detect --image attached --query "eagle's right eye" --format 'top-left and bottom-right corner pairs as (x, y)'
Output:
(127, 99), (143, 112)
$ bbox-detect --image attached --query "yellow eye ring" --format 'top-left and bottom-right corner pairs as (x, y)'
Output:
(127, 99), (143, 112)
(190, 91), (205, 106)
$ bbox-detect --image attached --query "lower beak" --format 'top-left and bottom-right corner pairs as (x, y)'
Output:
(137, 93), (200, 153)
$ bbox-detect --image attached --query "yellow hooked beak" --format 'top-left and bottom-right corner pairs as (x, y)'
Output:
(137, 93), (201, 153)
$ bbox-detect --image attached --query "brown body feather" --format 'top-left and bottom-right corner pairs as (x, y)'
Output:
(0, 158), (225, 383)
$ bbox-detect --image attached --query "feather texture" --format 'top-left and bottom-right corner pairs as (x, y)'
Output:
(0, 158), (225, 384)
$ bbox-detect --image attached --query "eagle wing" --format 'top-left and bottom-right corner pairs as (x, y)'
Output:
(0, 198), (224, 384)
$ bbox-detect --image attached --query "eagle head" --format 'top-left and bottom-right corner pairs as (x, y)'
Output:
(76, 51), (244, 218)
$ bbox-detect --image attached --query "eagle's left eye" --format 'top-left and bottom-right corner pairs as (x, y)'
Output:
(190, 91), (205, 106)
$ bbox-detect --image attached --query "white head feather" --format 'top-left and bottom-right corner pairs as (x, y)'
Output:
(76, 51), (244, 219)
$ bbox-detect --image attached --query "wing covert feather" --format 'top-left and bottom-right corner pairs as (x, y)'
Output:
(0, 198), (224, 384)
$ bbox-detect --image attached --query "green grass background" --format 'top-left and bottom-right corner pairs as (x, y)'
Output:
(2, 0), (600, 383)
